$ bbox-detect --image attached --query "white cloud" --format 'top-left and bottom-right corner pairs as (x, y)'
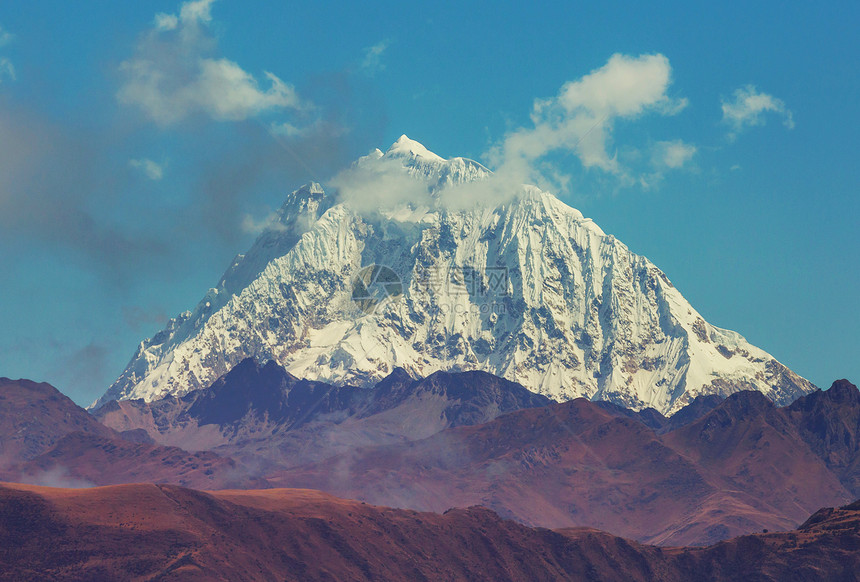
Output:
(437, 173), (527, 211)
(654, 140), (697, 169)
(129, 158), (165, 180)
(487, 53), (687, 186)
(154, 0), (213, 31)
(240, 211), (285, 235)
(119, 0), (306, 125)
(270, 121), (306, 137)
(636, 139), (698, 190)
(721, 85), (794, 138)
(553, 53), (684, 118)
(0, 24), (14, 83)
(0, 25), (12, 47)
(178, 0), (216, 25)
(0, 57), (14, 83)
(194, 60), (301, 120)
(154, 13), (179, 31)
(361, 40), (390, 74)
(330, 155), (433, 214)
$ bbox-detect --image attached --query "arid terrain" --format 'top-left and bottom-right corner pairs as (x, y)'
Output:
(2, 481), (859, 581)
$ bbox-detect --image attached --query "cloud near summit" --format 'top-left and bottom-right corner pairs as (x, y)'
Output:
(329, 54), (694, 214)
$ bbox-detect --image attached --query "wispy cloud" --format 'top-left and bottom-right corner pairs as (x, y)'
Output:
(129, 158), (165, 180)
(0, 24), (12, 47)
(269, 118), (347, 140)
(154, 12), (180, 32)
(653, 139), (697, 169)
(721, 85), (794, 139)
(61, 342), (111, 395)
(22, 466), (96, 489)
(0, 24), (14, 83)
(486, 53), (687, 189)
(270, 121), (307, 137)
(0, 58), (13, 83)
(122, 305), (168, 331)
(0, 105), (169, 277)
(635, 139), (699, 190)
(360, 40), (390, 75)
(113, 1), (356, 247)
(118, 0), (306, 125)
(335, 55), (696, 212)
(330, 154), (433, 214)
(240, 211), (286, 235)
(155, 0), (214, 31)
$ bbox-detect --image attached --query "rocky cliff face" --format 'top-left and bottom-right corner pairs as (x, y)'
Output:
(96, 136), (815, 414)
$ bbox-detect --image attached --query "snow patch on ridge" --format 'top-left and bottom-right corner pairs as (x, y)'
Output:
(386, 134), (445, 162)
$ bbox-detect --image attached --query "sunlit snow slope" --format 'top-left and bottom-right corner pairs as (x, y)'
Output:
(96, 136), (814, 413)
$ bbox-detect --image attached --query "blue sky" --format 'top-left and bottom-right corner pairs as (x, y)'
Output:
(0, 1), (857, 406)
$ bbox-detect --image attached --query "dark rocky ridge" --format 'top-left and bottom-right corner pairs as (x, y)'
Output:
(93, 358), (553, 465)
(784, 379), (860, 495)
(0, 378), (115, 464)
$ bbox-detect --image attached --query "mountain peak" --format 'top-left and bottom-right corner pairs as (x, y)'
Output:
(385, 134), (444, 162)
(720, 390), (776, 417)
(97, 137), (816, 414)
(828, 379), (859, 397)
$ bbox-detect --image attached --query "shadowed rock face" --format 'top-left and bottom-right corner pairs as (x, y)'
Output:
(589, 393), (723, 433)
(93, 359), (553, 466)
(184, 358), (368, 429)
(185, 360), (550, 431)
(784, 379), (860, 495)
(1, 482), (859, 582)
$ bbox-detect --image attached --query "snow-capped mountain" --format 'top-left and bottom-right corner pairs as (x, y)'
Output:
(95, 136), (815, 413)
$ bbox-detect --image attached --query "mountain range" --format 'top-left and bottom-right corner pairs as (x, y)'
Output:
(96, 136), (815, 414)
(5, 366), (859, 547)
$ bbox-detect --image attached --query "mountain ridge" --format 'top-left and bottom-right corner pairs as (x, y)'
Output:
(272, 380), (860, 545)
(0, 377), (263, 489)
(4, 367), (858, 546)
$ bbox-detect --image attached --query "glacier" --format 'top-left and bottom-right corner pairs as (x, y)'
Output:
(95, 135), (815, 414)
